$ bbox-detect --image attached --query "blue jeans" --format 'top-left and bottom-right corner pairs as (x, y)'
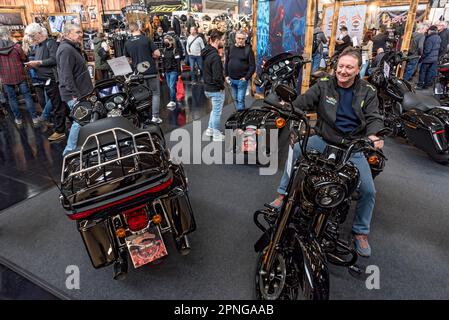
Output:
(189, 55), (203, 81)
(312, 52), (322, 73)
(403, 57), (419, 82)
(277, 136), (376, 235)
(41, 90), (53, 121)
(4, 81), (38, 120)
(418, 62), (438, 88)
(165, 71), (178, 102)
(204, 90), (225, 131)
(63, 99), (79, 156)
(230, 79), (248, 111)
(360, 61), (370, 78)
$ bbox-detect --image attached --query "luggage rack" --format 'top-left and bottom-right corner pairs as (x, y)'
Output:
(61, 127), (159, 183)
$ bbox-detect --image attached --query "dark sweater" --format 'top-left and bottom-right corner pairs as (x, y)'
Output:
(224, 45), (255, 81)
(34, 38), (58, 80)
(56, 39), (93, 102)
(201, 45), (225, 92)
(335, 86), (360, 133)
(161, 46), (181, 73)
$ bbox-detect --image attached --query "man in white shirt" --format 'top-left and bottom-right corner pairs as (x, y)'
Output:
(186, 26), (205, 83)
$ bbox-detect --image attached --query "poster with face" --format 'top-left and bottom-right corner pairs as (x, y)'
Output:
(323, 6), (334, 38)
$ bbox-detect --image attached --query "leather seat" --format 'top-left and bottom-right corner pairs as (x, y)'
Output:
(402, 92), (440, 112)
(71, 117), (163, 153)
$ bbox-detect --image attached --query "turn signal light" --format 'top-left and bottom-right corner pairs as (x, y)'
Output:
(116, 228), (126, 238)
(152, 214), (162, 225)
(275, 117), (286, 129)
(368, 155), (380, 165)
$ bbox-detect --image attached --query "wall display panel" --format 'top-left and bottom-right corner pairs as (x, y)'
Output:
(47, 13), (81, 34)
(0, 7), (27, 42)
(255, 0), (308, 93)
(336, 5), (367, 47)
(239, 0), (252, 15)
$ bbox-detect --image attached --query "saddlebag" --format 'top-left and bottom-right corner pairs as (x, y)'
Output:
(402, 109), (448, 154)
(78, 218), (117, 268)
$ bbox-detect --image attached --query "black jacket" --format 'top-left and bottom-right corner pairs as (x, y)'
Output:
(201, 45), (224, 92)
(161, 46), (181, 73)
(292, 76), (383, 145)
(439, 29), (449, 59)
(56, 39), (93, 102)
(34, 38), (58, 80)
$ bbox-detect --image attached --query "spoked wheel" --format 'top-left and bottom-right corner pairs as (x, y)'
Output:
(255, 248), (301, 300)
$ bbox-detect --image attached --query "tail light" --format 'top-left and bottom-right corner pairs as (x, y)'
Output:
(275, 117), (286, 129)
(124, 205), (149, 232)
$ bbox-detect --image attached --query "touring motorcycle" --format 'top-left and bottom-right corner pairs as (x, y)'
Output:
(253, 84), (389, 300)
(433, 52), (449, 104)
(368, 50), (449, 164)
(59, 62), (196, 279)
(225, 53), (306, 160)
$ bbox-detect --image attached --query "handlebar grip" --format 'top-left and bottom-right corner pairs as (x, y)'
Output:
(142, 74), (158, 80)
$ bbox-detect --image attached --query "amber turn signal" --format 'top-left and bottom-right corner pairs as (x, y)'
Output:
(368, 155), (380, 165)
(275, 117), (286, 129)
(115, 228), (126, 238)
(152, 214), (162, 224)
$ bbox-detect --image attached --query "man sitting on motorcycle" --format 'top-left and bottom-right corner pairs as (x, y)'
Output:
(270, 47), (384, 257)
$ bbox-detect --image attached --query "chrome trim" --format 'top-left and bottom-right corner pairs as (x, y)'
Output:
(61, 127), (158, 182)
(152, 198), (172, 233)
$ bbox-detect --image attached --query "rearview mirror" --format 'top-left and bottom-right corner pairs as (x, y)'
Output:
(137, 61), (150, 74)
(275, 84), (297, 102)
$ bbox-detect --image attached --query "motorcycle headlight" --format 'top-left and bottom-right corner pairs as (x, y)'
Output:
(315, 184), (346, 208)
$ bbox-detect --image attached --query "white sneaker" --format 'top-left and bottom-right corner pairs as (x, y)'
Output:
(167, 101), (176, 108)
(213, 132), (225, 142)
(205, 128), (214, 137)
(151, 116), (163, 124)
(14, 118), (23, 126)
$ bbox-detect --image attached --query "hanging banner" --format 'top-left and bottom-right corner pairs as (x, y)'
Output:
(323, 6), (334, 39)
(239, 0), (253, 15)
(149, 1), (183, 13)
(336, 5), (367, 47)
(121, 5), (148, 15)
(378, 5), (428, 28)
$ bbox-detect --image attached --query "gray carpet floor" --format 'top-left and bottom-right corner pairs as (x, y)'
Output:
(0, 99), (448, 300)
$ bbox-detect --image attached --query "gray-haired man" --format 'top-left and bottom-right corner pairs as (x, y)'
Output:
(56, 24), (93, 156)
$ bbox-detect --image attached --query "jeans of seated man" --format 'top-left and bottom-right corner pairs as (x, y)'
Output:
(63, 99), (79, 156)
(277, 135), (376, 235)
(229, 79), (248, 111)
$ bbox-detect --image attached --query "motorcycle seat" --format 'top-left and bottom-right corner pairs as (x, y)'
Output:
(402, 92), (440, 112)
(69, 117), (164, 154)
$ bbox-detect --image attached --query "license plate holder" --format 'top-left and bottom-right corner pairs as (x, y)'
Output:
(125, 226), (168, 268)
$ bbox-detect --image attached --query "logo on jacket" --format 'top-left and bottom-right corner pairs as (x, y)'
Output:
(326, 96), (337, 105)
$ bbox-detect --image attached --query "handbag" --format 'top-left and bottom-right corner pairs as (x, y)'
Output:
(176, 76), (185, 101)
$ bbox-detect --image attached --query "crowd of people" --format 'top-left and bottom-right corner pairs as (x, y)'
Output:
(0, 15), (255, 151)
(311, 20), (449, 89)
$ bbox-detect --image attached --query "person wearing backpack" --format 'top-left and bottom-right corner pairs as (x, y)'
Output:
(312, 25), (327, 72)
(404, 23), (428, 82)
(187, 26), (205, 83)
(224, 30), (255, 111)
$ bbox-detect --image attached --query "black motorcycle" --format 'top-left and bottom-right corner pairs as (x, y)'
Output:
(433, 52), (449, 103)
(368, 50), (449, 164)
(225, 53), (306, 161)
(253, 84), (389, 300)
(59, 62), (196, 280)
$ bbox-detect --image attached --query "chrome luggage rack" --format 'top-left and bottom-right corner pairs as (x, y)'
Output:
(61, 127), (160, 183)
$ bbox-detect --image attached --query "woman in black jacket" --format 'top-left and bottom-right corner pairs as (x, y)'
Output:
(161, 35), (181, 108)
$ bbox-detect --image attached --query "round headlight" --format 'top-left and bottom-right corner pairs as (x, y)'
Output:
(315, 184), (346, 208)
(114, 95), (124, 104)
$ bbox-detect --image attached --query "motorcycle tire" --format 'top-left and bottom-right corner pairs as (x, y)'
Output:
(255, 248), (300, 300)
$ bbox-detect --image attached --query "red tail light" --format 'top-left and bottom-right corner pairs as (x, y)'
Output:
(124, 205), (149, 232)
(68, 178), (173, 220)
(434, 130), (446, 135)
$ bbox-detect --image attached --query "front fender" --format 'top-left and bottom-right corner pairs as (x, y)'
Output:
(294, 234), (330, 300)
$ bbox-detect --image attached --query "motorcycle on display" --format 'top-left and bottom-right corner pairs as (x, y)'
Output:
(225, 53), (306, 161)
(368, 50), (449, 164)
(59, 62), (196, 280)
(253, 84), (389, 300)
